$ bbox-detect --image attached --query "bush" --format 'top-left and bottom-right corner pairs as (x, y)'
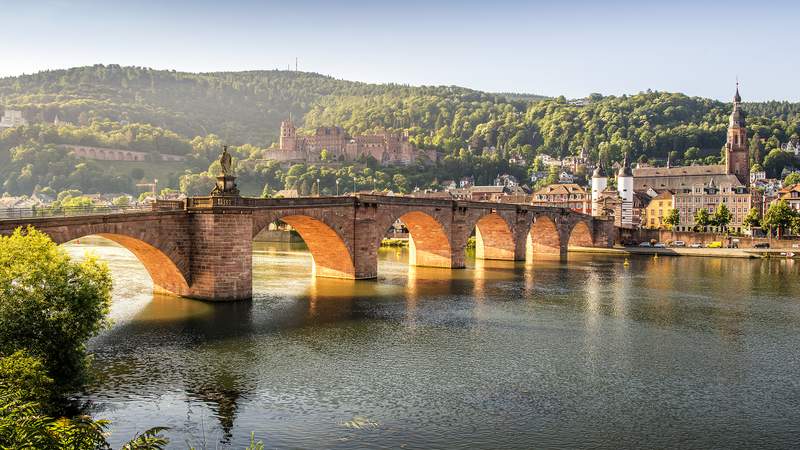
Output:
(0, 351), (53, 406)
(0, 227), (112, 393)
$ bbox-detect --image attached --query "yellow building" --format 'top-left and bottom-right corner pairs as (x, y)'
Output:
(642, 190), (674, 229)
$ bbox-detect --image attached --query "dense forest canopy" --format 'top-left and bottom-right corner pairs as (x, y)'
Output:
(0, 65), (798, 198)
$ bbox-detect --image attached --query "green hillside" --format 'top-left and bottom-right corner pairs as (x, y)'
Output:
(0, 65), (798, 198)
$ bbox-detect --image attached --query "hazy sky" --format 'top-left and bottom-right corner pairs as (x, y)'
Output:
(2, 0), (799, 101)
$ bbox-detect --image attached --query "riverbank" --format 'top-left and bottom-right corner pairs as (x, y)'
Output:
(572, 246), (799, 259)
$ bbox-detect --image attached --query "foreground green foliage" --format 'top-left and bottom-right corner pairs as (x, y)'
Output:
(0, 227), (173, 449)
(0, 227), (112, 393)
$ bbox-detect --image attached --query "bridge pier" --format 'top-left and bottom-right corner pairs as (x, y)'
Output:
(187, 211), (253, 301)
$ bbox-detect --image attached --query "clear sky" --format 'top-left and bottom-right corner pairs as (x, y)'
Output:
(2, 0), (798, 101)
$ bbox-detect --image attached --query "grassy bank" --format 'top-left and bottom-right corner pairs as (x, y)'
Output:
(381, 238), (408, 247)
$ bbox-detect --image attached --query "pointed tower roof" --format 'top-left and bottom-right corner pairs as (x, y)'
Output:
(618, 152), (632, 177)
(592, 160), (607, 178)
(729, 82), (746, 128)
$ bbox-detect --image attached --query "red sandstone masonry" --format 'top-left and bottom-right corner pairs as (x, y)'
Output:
(0, 195), (613, 301)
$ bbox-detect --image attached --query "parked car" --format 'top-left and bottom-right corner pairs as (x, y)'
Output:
(754, 242), (770, 249)
(638, 242), (652, 247)
(671, 241), (686, 247)
(689, 243), (703, 248)
(654, 243), (666, 248)
(706, 241), (722, 248)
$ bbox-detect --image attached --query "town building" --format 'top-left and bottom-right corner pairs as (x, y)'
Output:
(558, 171), (575, 184)
(641, 190), (674, 230)
(752, 178), (783, 197)
(774, 184), (800, 212)
(532, 183), (589, 213)
(270, 119), (437, 166)
(494, 174), (519, 187)
(750, 170), (767, 184)
(782, 140), (799, 157)
(0, 110), (28, 129)
(672, 179), (760, 233)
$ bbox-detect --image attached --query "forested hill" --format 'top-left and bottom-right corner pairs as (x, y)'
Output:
(0, 65), (537, 145)
(0, 65), (799, 198)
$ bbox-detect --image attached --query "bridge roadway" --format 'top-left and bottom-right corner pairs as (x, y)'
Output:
(0, 194), (614, 301)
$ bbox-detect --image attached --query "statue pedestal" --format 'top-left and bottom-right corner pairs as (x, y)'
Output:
(211, 175), (240, 197)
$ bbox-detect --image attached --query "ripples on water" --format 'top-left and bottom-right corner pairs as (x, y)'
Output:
(64, 238), (800, 449)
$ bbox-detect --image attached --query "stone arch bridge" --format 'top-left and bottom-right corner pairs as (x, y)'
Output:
(0, 195), (614, 301)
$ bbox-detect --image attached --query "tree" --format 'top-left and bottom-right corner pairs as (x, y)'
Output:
(743, 207), (761, 230)
(663, 208), (680, 229)
(392, 174), (409, 193)
(763, 149), (796, 178)
(763, 200), (797, 238)
(694, 208), (711, 231)
(130, 168), (145, 181)
(260, 182), (272, 198)
(684, 147), (700, 161)
(112, 195), (131, 207)
(712, 203), (732, 230)
(0, 227), (111, 393)
(783, 171), (800, 187)
(179, 172), (215, 196)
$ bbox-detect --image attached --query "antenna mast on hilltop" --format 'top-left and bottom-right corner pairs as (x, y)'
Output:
(295, 57), (298, 72)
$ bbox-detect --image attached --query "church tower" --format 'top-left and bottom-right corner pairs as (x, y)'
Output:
(725, 83), (749, 185)
(280, 119), (297, 152)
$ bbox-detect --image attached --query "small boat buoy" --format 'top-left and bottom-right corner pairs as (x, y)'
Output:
(623, 258), (630, 267)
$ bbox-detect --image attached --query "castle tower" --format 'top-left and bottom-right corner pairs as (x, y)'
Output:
(617, 153), (634, 226)
(725, 83), (749, 185)
(279, 119), (297, 152)
(591, 160), (608, 217)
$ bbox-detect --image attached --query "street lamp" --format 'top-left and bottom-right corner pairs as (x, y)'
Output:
(316, 178), (320, 197)
(336, 179), (340, 196)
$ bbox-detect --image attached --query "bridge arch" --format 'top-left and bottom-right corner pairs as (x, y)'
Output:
(398, 211), (452, 268)
(527, 215), (563, 258)
(252, 212), (356, 279)
(471, 212), (516, 260)
(568, 220), (594, 248)
(74, 233), (190, 296)
(370, 206), (454, 269)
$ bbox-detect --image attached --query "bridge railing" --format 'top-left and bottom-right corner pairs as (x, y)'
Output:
(0, 202), (183, 220)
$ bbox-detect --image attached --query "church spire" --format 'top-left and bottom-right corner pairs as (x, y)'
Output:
(729, 82), (745, 128)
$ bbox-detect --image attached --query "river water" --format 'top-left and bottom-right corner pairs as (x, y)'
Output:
(65, 238), (800, 449)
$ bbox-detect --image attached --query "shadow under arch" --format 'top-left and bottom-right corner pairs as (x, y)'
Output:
(473, 212), (516, 260)
(526, 215), (563, 259)
(568, 220), (594, 248)
(397, 211), (452, 268)
(66, 233), (190, 296)
(271, 215), (356, 279)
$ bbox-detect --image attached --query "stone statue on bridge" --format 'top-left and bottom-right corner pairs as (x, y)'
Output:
(219, 145), (233, 176)
(211, 145), (240, 197)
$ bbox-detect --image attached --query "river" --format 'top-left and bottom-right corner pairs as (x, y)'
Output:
(64, 238), (800, 449)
